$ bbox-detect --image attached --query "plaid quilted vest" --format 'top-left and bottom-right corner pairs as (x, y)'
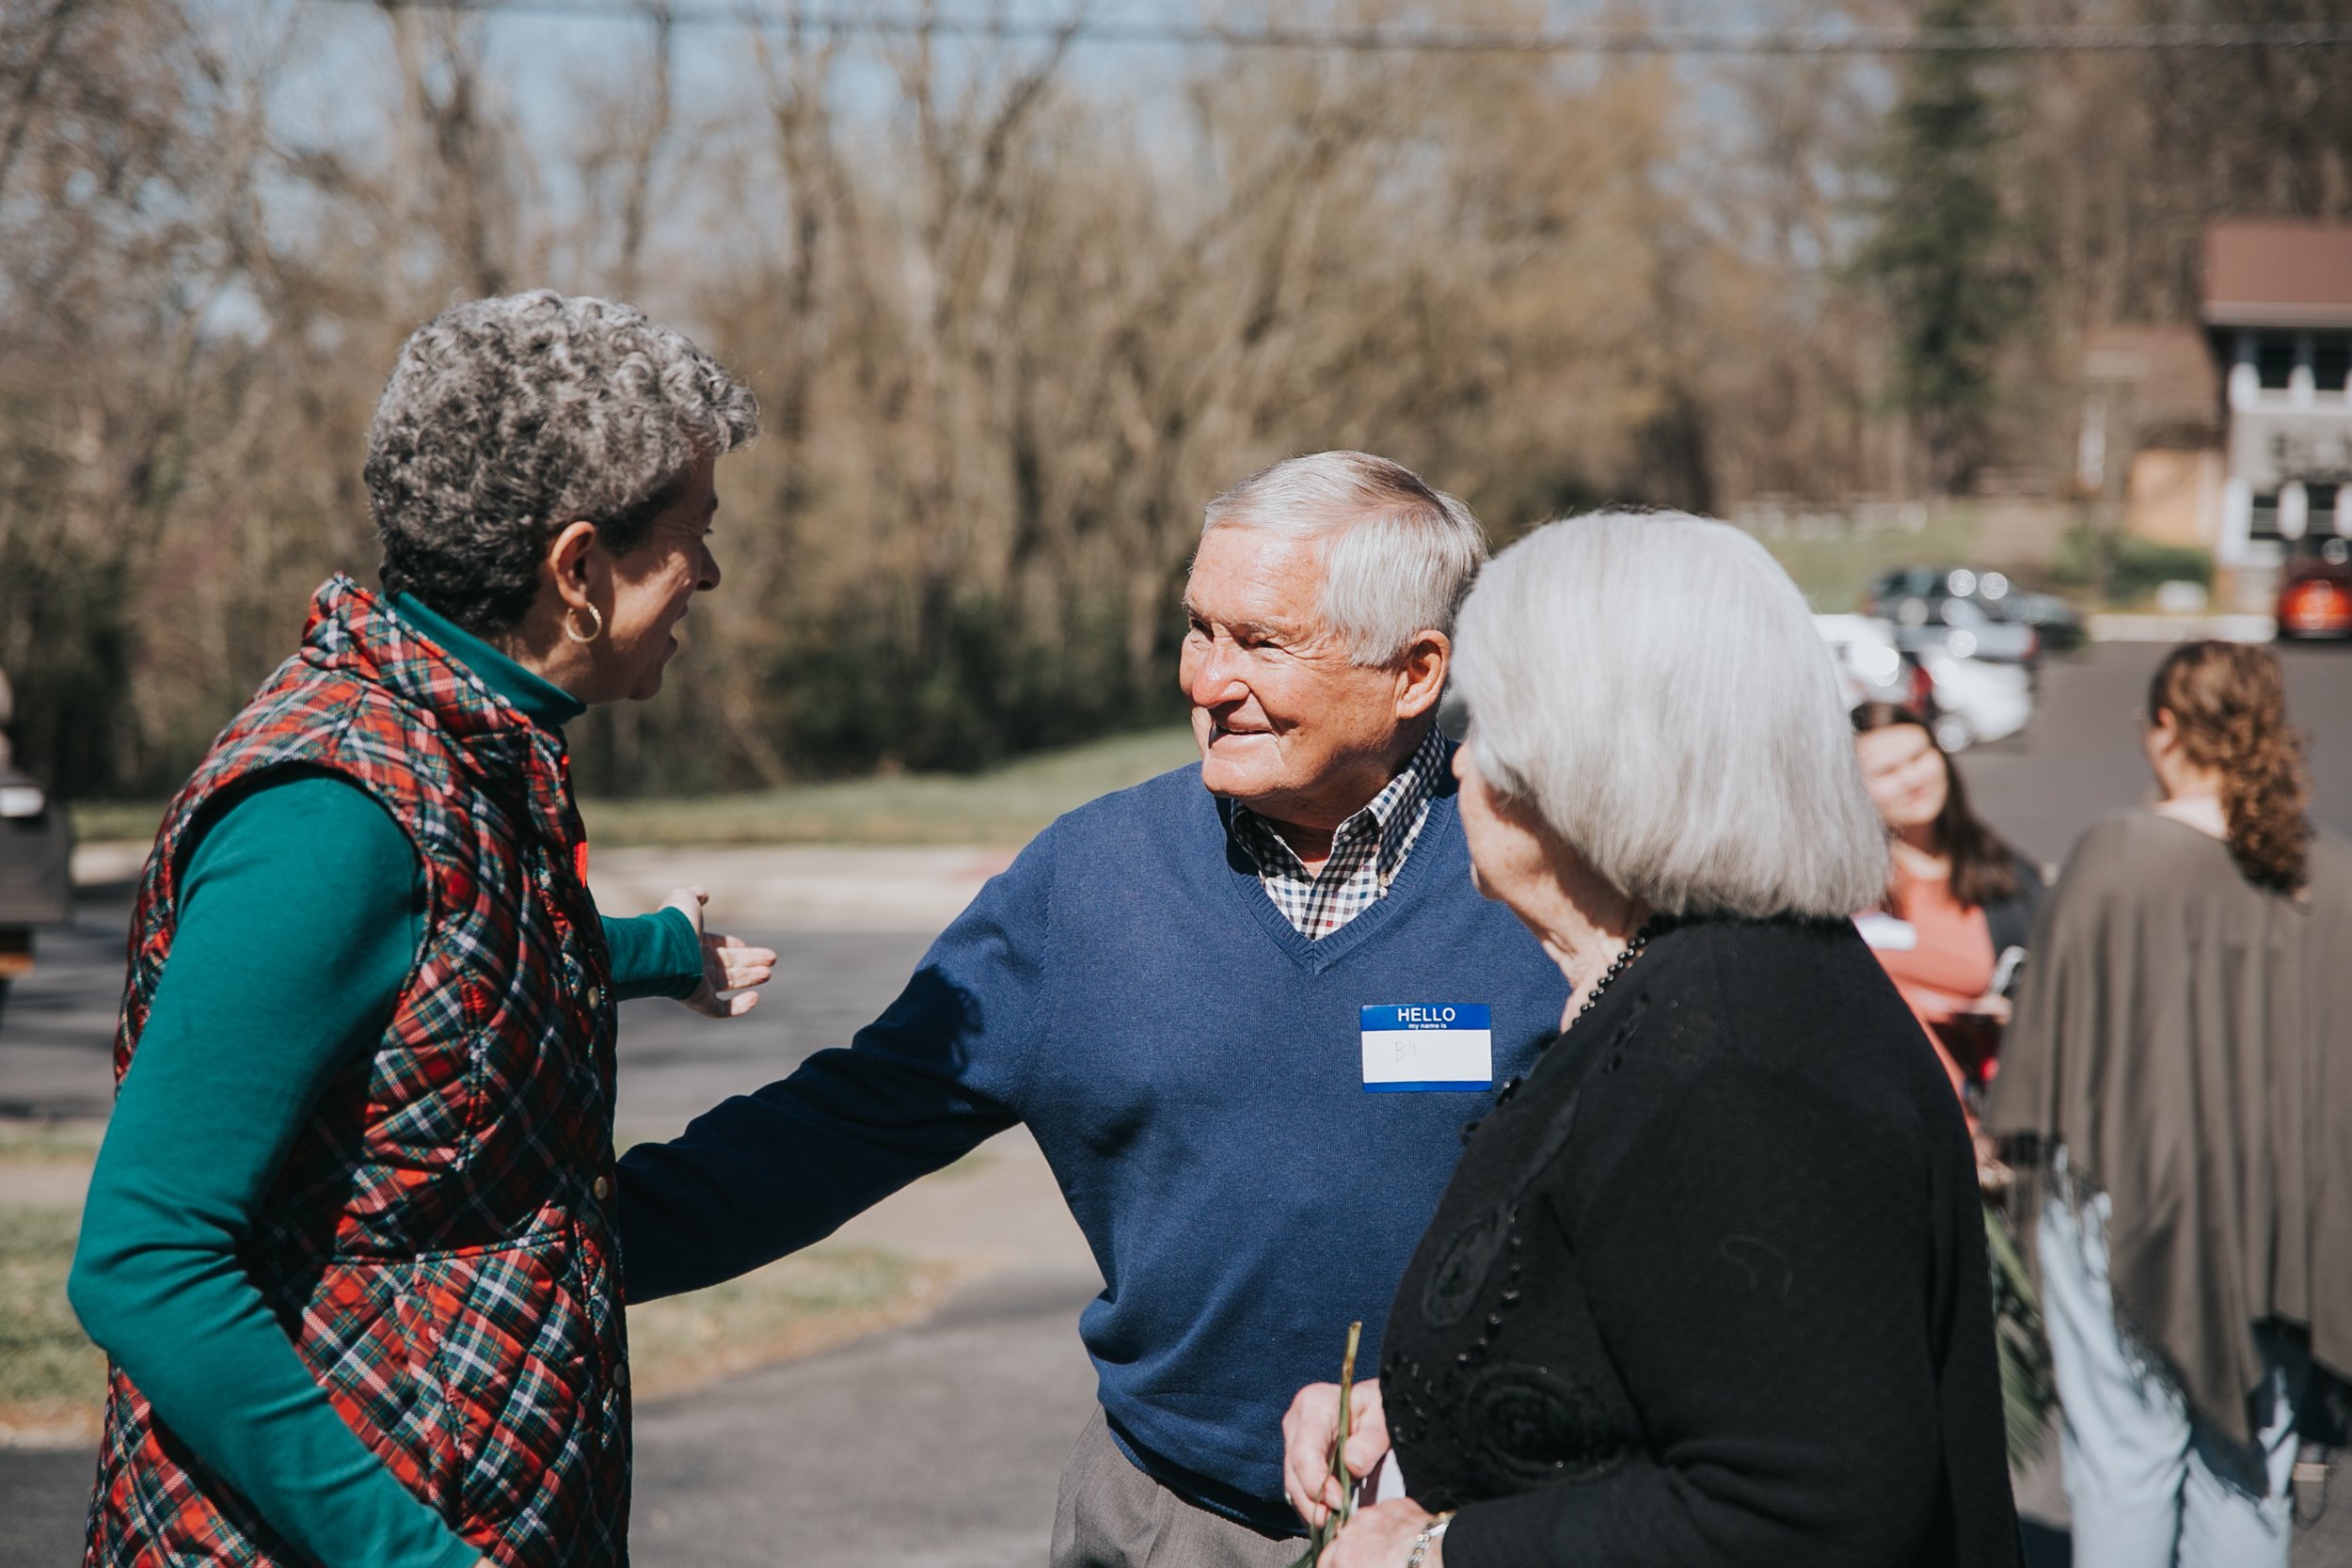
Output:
(87, 576), (628, 1567)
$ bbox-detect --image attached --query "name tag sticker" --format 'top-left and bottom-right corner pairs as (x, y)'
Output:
(1361, 1004), (1494, 1092)
(1854, 912), (1919, 952)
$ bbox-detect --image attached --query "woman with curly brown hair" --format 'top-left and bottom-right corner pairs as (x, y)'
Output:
(1986, 640), (2352, 1568)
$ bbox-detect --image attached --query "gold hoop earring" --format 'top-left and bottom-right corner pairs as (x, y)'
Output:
(564, 604), (605, 644)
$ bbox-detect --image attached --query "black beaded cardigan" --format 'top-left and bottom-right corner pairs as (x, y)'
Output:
(1379, 916), (2021, 1568)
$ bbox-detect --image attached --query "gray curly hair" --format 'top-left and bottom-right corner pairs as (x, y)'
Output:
(366, 290), (760, 632)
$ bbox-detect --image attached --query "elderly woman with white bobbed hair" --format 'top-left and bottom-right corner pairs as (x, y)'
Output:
(1282, 513), (2022, 1568)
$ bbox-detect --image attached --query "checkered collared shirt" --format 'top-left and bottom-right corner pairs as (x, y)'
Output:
(1226, 727), (1451, 941)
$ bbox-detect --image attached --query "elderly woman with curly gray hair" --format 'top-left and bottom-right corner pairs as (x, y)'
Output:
(1282, 513), (2021, 1568)
(69, 292), (775, 1568)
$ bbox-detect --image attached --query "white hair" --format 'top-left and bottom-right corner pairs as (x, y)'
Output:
(1454, 511), (1887, 920)
(1200, 451), (1487, 665)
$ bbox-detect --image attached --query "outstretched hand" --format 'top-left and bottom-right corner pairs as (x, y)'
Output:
(663, 887), (777, 1018)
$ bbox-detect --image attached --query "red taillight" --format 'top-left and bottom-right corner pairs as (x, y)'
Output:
(2284, 580), (2352, 632)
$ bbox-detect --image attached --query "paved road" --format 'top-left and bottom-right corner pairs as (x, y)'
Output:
(632, 1268), (1103, 1568)
(0, 915), (936, 1135)
(4, 640), (2348, 1566)
(0, 1266), (1105, 1568)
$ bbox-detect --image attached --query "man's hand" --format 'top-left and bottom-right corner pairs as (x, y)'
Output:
(1318, 1499), (1438, 1568)
(663, 887), (777, 1019)
(1281, 1378), (1390, 1529)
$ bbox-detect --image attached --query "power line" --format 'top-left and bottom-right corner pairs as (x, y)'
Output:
(331, 2), (2352, 55)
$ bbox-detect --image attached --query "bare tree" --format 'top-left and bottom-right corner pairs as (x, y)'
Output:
(13, 0), (2348, 797)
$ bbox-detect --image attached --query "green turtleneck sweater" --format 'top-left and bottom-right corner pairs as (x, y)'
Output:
(67, 594), (700, 1568)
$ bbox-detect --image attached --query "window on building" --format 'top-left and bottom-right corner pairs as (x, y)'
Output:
(2254, 334), (2297, 389)
(2309, 484), (2344, 542)
(2249, 492), (2284, 541)
(2315, 334), (2351, 394)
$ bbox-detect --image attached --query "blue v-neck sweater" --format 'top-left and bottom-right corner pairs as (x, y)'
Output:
(617, 760), (1568, 1531)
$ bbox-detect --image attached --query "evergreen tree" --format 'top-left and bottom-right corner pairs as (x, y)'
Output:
(1857, 0), (2032, 495)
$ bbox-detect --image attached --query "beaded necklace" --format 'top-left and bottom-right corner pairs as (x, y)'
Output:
(1558, 915), (1667, 1038)
(1476, 916), (1670, 1125)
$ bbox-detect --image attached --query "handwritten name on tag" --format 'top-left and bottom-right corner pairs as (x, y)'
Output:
(1361, 1004), (1494, 1092)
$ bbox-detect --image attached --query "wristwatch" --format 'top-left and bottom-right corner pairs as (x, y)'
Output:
(1404, 1511), (1454, 1568)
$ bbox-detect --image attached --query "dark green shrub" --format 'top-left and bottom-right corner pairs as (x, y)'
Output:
(2050, 527), (2214, 605)
(2107, 539), (2215, 604)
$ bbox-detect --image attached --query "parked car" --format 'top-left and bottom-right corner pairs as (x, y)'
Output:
(1866, 563), (2083, 663)
(1814, 614), (2031, 752)
(1913, 645), (2033, 752)
(0, 671), (75, 1027)
(1998, 584), (2087, 652)
(1814, 613), (1935, 713)
(2278, 539), (2352, 641)
(1889, 593), (2041, 670)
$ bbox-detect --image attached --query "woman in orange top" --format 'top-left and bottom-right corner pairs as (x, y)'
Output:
(1851, 703), (2045, 1117)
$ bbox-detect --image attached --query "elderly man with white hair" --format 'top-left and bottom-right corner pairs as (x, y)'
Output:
(618, 451), (1569, 1566)
(1283, 513), (2022, 1568)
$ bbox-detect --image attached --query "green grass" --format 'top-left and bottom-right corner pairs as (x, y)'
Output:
(0, 1206), (105, 1433)
(1754, 504), (1987, 614)
(623, 1246), (955, 1400)
(72, 725), (1201, 851)
(0, 1122), (103, 1164)
(68, 800), (167, 844)
(573, 724), (1201, 847)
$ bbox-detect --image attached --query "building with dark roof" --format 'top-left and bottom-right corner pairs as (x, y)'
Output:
(2205, 221), (2352, 572)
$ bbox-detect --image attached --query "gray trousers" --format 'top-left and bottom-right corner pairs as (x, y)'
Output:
(1050, 1410), (1303, 1568)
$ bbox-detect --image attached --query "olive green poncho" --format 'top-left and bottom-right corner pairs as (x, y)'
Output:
(1987, 812), (2352, 1445)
